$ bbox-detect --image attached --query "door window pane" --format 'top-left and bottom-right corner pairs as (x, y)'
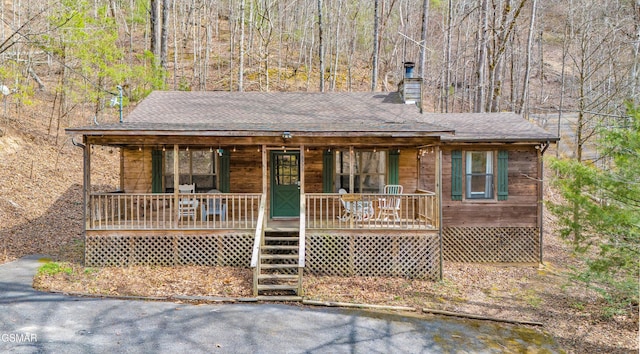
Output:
(275, 154), (298, 186)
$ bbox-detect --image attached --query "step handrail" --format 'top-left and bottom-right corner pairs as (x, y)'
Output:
(298, 195), (306, 268)
(250, 195), (266, 268)
(297, 195), (306, 296)
(250, 195), (266, 296)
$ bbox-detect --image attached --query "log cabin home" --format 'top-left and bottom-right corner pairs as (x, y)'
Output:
(66, 74), (558, 299)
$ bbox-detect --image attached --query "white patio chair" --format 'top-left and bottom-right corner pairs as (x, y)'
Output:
(178, 183), (198, 221)
(339, 188), (373, 221)
(378, 184), (403, 221)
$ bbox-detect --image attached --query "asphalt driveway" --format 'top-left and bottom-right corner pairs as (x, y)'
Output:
(0, 255), (561, 353)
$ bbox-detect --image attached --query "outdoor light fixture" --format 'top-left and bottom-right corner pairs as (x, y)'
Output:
(282, 131), (292, 139)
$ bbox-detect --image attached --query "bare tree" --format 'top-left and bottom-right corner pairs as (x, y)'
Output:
(160, 0), (169, 71)
(517, 0), (537, 115)
(238, 0), (246, 92)
(150, 0), (160, 63)
(371, 0), (379, 92)
(318, 0), (325, 92)
(474, 0), (489, 112)
(419, 0), (430, 79)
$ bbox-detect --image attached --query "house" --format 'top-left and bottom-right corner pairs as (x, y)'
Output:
(66, 76), (558, 298)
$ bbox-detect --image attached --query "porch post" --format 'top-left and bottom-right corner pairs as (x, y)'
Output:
(173, 144), (179, 228)
(119, 148), (124, 191)
(436, 145), (443, 281)
(261, 144), (267, 195)
(299, 145), (305, 195)
(298, 144), (306, 294)
(348, 146), (354, 192)
(83, 137), (91, 247)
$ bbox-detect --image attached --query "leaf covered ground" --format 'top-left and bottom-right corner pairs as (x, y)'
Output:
(32, 228), (638, 353)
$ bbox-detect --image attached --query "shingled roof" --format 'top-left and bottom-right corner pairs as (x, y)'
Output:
(67, 91), (558, 142)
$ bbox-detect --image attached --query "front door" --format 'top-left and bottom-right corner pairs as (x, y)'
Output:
(270, 151), (300, 218)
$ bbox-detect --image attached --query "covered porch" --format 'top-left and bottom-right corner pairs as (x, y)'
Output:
(79, 139), (443, 296)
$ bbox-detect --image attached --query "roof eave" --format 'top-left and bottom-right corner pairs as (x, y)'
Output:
(65, 128), (455, 138)
(441, 137), (559, 143)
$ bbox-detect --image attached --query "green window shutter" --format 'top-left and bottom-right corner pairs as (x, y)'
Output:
(497, 150), (509, 201)
(388, 149), (400, 185)
(322, 149), (334, 193)
(451, 150), (462, 201)
(151, 150), (163, 193)
(219, 149), (231, 193)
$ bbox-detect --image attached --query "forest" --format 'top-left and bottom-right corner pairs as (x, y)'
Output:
(0, 0), (636, 123)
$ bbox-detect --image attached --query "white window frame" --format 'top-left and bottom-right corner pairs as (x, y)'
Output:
(465, 151), (494, 200)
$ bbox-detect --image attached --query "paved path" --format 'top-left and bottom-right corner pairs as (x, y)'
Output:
(0, 255), (562, 353)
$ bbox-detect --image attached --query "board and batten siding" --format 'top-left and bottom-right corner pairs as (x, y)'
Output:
(441, 146), (540, 228)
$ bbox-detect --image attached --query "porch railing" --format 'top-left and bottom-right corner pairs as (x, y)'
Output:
(305, 192), (439, 230)
(87, 192), (262, 230)
(87, 192), (438, 231)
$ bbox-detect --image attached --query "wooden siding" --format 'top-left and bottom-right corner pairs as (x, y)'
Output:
(397, 149), (419, 192)
(418, 152), (437, 192)
(229, 147), (263, 193)
(122, 147), (152, 193)
(441, 146), (540, 228)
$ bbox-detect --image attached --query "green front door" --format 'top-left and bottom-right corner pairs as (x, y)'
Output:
(270, 151), (300, 218)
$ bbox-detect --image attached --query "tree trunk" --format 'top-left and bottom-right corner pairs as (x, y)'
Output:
(442, 0), (452, 112)
(371, 0), (379, 92)
(517, 0), (536, 114)
(318, 0), (325, 92)
(150, 0), (160, 63)
(474, 0), (488, 113)
(238, 0), (245, 92)
(419, 0), (430, 79)
(160, 0), (169, 71)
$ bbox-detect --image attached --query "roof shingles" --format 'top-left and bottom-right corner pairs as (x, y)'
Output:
(67, 91), (557, 142)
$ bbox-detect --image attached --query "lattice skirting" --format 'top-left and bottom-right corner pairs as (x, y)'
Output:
(305, 231), (441, 280)
(85, 232), (253, 267)
(443, 227), (540, 263)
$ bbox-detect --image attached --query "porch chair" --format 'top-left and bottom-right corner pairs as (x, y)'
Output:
(178, 183), (199, 221)
(338, 188), (374, 221)
(202, 189), (227, 221)
(377, 184), (403, 221)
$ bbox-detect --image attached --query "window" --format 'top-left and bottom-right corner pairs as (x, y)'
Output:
(164, 149), (217, 192)
(335, 150), (386, 193)
(452, 150), (507, 201)
(465, 151), (494, 199)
